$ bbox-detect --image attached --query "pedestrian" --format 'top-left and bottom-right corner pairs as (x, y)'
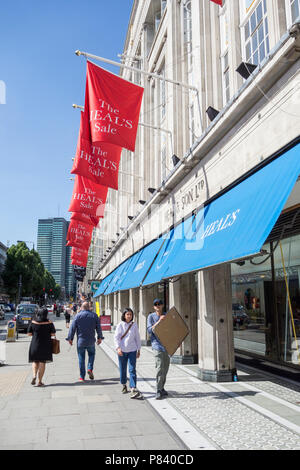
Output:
(64, 304), (72, 328)
(67, 301), (104, 382)
(27, 308), (56, 387)
(114, 308), (142, 399)
(147, 298), (170, 400)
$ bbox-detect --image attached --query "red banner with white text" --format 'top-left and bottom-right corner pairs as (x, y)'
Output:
(84, 61), (144, 152)
(68, 175), (108, 218)
(71, 111), (122, 190)
(66, 219), (93, 249)
(71, 247), (89, 263)
(71, 211), (100, 227)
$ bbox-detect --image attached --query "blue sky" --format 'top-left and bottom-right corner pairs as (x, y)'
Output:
(0, 0), (133, 249)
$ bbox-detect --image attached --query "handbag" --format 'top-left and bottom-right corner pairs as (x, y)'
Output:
(52, 337), (60, 354)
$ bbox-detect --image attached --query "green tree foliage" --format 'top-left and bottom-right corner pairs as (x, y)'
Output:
(2, 242), (59, 302)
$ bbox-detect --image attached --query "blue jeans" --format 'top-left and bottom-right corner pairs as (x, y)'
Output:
(77, 345), (95, 379)
(118, 351), (137, 388)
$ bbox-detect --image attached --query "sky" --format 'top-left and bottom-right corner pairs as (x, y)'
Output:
(0, 0), (133, 249)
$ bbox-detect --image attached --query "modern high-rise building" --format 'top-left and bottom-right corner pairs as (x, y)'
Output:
(37, 218), (75, 297)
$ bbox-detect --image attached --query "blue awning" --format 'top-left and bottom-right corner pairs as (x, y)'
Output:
(143, 143), (300, 284)
(114, 236), (166, 292)
(142, 217), (195, 286)
(104, 257), (133, 295)
(93, 270), (115, 297)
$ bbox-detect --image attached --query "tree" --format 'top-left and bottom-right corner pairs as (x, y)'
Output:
(2, 242), (58, 303)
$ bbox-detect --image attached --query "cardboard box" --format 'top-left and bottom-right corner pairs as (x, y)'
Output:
(153, 306), (190, 356)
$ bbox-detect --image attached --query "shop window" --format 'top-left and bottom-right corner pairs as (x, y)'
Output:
(241, 0), (270, 66)
(231, 234), (300, 367)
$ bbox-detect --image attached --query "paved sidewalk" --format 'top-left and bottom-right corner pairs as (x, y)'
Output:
(0, 316), (184, 450)
(102, 329), (300, 450)
(1, 315), (300, 450)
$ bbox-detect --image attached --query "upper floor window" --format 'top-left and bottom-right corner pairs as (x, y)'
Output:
(160, 64), (166, 120)
(286, 0), (300, 26)
(155, 0), (168, 32)
(241, 0), (270, 66)
(220, 1), (230, 105)
(183, 0), (193, 70)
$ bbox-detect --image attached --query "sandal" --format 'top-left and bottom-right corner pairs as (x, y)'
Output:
(36, 382), (45, 387)
(31, 377), (36, 385)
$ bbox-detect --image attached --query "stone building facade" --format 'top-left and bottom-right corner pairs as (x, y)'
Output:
(93, 0), (300, 380)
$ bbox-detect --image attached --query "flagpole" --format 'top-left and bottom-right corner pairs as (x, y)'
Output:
(75, 50), (198, 93)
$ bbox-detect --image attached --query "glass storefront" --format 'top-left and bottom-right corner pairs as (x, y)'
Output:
(231, 233), (300, 367)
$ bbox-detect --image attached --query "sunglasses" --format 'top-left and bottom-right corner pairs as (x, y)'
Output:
(154, 302), (162, 306)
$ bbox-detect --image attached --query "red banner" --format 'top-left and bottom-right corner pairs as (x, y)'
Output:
(71, 258), (87, 268)
(84, 61), (144, 152)
(71, 111), (122, 190)
(210, 0), (222, 5)
(71, 247), (89, 264)
(66, 219), (93, 249)
(71, 211), (100, 227)
(68, 175), (108, 218)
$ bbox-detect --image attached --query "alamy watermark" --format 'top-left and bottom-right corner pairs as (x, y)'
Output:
(0, 80), (6, 104)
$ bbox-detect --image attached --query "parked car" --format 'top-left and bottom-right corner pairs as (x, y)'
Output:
(14, 304), (39, 332)
(232, 303), (250, 328)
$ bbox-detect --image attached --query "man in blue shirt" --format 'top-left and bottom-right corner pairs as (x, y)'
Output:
(147, 298), (170, 400)
(67, 301), (104, 382)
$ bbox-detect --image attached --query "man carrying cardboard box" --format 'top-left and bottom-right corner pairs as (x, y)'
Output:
(147, 298), (170, 400)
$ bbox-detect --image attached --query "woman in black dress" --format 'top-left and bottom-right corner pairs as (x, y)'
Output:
(27, 308), (56, 386)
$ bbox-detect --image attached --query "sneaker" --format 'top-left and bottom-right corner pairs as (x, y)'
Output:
(161, 389), (168, 397)
(87, 369), (94, 380)
(78, 377), (85, 383)
(122, 384), (128, 394)
(155, 390), (163, 400)
(130, 388), (140, 399)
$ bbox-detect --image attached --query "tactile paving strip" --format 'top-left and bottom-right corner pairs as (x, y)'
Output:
(0, 371), (29, 397)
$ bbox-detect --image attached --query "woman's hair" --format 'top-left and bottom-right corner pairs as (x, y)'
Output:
(34, 308), (49, 323)
(121, 308), (134, 322)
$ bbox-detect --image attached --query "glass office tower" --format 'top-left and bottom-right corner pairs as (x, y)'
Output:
(37, 218), (75, 297)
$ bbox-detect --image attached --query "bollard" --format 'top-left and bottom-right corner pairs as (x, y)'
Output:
(6, 320), (16, 342)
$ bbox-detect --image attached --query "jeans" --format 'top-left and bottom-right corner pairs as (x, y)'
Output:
(118, 351), (137, 389)
(77, 345), (95, 379)
(153, 349), (170, 392)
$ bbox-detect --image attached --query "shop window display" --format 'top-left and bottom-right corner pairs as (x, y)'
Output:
(231, 234), (300, 367)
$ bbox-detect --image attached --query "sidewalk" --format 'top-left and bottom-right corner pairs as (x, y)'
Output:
(0, 316), (184, 451)
(0, 314), (300, 450)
